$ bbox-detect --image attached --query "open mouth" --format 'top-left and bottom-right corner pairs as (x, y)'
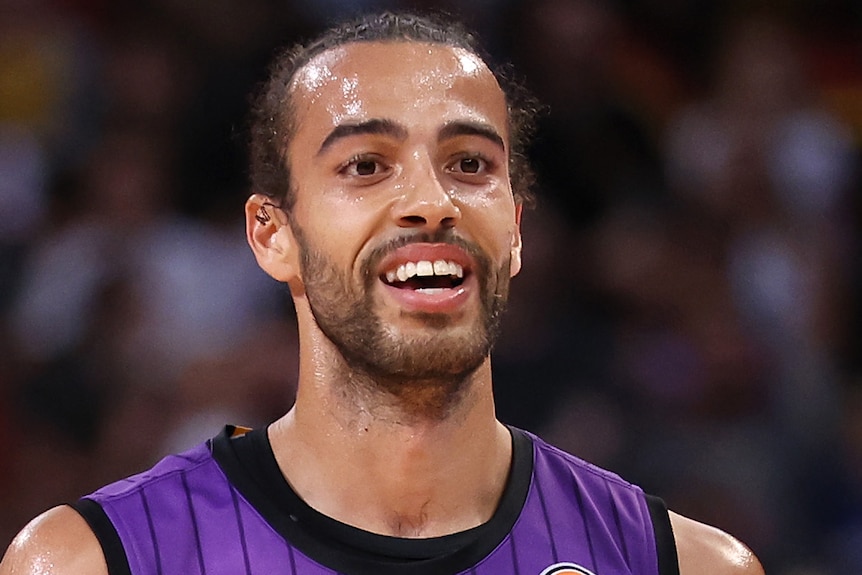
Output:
(382, 259), (466, 293)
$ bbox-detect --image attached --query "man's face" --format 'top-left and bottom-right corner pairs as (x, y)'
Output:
(285, 41), (522, 384)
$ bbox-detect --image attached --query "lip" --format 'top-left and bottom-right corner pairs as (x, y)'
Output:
(376, 243), (476, 315)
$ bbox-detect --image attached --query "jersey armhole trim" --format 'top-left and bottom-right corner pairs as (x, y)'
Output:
(69, 498), (132, 575)
(645, 494), (680, 575)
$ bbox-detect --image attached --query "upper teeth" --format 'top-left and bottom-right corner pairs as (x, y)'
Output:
(385, 260), (464, 283)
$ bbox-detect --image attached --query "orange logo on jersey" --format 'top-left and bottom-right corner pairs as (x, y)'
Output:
(539, 563), (597, 575)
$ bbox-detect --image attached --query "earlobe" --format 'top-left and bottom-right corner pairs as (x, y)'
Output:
(245, 194), (300, 283)
(509, 205), (523, 277)
(510, 233), (522, 277)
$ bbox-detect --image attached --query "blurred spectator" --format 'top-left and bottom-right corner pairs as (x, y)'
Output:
(503, 0), (670, 229)
(658, 11), (858, 570)
(664, 12), (856, 439)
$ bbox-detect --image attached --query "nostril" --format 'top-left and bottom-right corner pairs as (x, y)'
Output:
(440, 216), (457, 228)
(400, 215), (427, 225)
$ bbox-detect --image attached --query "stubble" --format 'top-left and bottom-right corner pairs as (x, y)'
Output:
(292, 223), (510, 419)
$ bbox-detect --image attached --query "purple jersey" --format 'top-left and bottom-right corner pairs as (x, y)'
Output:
(73, 426), (678, 575)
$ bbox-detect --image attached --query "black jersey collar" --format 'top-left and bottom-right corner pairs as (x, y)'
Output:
(211, 424), (533, 575)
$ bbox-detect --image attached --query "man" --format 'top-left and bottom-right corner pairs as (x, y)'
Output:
(1, 12), (763, 575)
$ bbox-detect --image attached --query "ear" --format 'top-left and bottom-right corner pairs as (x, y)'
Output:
(245, 194), (300, 284)
(509, 203), (523, 277)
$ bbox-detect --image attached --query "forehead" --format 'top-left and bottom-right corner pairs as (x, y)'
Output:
(288, 41), (508, 141)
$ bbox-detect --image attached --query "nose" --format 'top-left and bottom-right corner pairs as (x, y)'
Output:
(392, 160), (461, 230)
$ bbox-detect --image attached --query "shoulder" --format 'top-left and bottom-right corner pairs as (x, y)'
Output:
(0, 505), (108, 575)
(528, 430), (637, 490)
(669, 511), (764, 575)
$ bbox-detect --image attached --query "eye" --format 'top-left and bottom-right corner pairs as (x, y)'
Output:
(447, 154), (492, 177)
(339, 155), (391, 181)
(457, 157), (482, 174)
(353, 159), (379, 176)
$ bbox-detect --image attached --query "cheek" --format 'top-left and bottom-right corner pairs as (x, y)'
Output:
(298, 195), (382, 271)
(462, 198), (519, 255)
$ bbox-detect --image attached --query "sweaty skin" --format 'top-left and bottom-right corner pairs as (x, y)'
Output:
(0, 41), (764, 575)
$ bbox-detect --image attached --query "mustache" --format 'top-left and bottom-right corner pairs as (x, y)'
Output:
(361, 229), (491, 285)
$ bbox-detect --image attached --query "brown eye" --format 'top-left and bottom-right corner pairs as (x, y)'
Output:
(340, 155), (389, 179)
(339, 154), (391, 184)
(355, 160), (378, 176)
(459, 157), (482, 174)
(448, 154), (490, 177)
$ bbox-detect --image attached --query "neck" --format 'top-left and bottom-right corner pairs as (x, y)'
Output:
(268, 334), (512, 537)
(325, 361), (480, 428)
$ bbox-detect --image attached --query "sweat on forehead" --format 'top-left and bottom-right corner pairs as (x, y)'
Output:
(285, 11), (487, 103)
(289, 42), (496, 103)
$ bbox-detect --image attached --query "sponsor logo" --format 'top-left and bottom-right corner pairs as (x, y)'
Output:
(539, 563), (597, 575)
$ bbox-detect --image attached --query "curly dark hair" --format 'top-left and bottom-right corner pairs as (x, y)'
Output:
(248, 11), (538, 212)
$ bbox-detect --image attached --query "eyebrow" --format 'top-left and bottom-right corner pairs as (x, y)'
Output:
(438, 121), (505, 151)
(315, 118), (506, 156)
(317, 119), (408, 156)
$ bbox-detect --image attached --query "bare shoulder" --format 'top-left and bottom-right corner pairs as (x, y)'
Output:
(669, 511), (764, 575)
(0, 505), (107, 575)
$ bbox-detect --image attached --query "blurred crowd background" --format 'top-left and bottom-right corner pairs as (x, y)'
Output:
(2, 0), (862, 572)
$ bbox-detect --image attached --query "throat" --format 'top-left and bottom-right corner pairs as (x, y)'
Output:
(342, 368), (477, 426)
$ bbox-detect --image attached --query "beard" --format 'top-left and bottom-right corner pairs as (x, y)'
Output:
(291, 223), (511, 402)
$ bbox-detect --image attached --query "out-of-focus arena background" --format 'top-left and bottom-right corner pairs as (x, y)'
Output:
(2, 0), (862, 571)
